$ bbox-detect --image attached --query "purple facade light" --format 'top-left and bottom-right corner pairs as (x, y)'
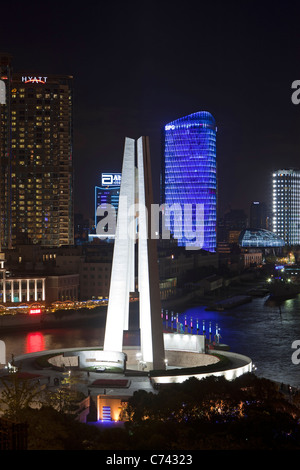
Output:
(162, 111), (217, 251)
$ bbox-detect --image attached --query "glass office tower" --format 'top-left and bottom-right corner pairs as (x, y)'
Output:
(162, 111), (217, 251)
(272, 169), (300, 246)
(95, 173), (121, 238)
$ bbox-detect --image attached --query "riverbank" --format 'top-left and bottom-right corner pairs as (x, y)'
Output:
(163, 275), (269, 311)
(0, 305), (107, 330)
(0, 276), (269, 331)
(205, 295), (252, 311)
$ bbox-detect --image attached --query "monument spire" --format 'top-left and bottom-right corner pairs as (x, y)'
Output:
(103, 136), (165, 370)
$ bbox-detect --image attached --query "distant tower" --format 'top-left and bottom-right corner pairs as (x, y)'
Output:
(103, 137), (165, 371)
(272, 169), (300, 245)
(161, 111), (217, 252)
(250, 201), (267, 229)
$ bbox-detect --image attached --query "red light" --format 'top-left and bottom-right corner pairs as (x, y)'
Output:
(26, 332), (45, 353)
(29, 308), (41, 315)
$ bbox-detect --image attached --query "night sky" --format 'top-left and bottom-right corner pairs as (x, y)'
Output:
(2, 1), (300, 221)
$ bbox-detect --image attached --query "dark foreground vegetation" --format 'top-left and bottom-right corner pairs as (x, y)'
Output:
(2, 373), (300, 450)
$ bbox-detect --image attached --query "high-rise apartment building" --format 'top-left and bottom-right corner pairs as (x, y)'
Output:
(161, 111), (217, 252)
(0, 54), (13, 248)
(272, 169), (300, 246)
(0, 54), (74, 248)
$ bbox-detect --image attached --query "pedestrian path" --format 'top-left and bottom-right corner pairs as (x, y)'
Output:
(1, 352), (154, 398)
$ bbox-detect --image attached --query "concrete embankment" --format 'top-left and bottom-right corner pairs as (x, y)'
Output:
(205, 295), (253, 311)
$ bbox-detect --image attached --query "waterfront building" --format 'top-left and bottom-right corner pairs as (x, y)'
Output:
(0, 250), (81, 305)
(0, 252), (45, 304)
(2, 243), (113, 302)
(0, 53), (74, 248)
(240, 249), (263, 269)
(79, 260), (111, 300)
(45, 274), (79, 304)
(272, 169), (300, 246)
(161, 111), (217, 252)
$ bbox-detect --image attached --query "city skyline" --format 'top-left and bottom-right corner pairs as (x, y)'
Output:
(0, 2), (300, 223)
(1, 2), (300, 453)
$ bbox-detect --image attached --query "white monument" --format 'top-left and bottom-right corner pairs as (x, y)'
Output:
(103, 136), (166, 370)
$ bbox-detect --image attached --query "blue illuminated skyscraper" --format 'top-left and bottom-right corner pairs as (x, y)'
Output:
(161, 111), (217, 252)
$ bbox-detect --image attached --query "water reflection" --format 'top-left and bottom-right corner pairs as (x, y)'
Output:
(1, 295), (300, 387)
(26, 332), (45, 354)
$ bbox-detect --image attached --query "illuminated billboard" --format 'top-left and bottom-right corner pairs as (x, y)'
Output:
(21, 76), (48, 84)
(101, 173), (121, 187)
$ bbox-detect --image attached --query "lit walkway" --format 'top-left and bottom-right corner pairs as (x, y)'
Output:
(1, 351), (154, 398)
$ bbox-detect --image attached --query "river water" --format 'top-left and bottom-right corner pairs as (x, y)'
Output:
(1, 294), (300, 388)
(178, 294), (300, 388)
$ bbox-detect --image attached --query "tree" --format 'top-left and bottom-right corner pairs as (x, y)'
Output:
(0, 372), (43, 421)
(44, 387), (86, 415)
(123, 374), (300, 449)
